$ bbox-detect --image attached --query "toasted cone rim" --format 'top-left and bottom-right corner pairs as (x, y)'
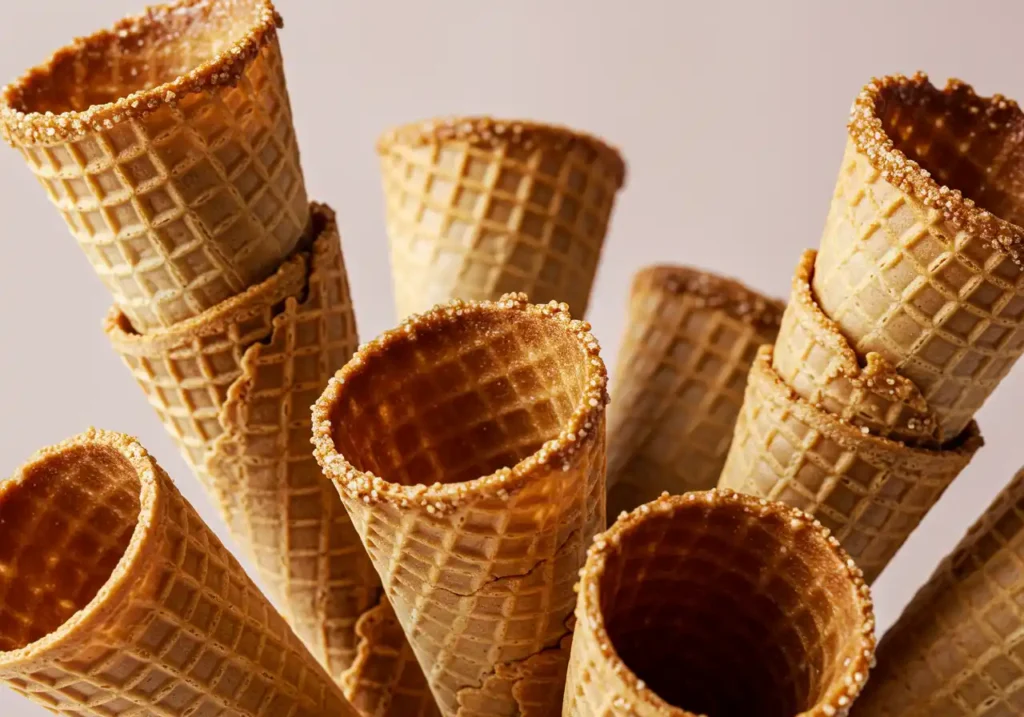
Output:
(631, 264), (784, 331)
(1, 0), (282, 146)
(376, 115), (627, 189)
(849, 72), (1024, 263)
(579, 490), (877, 717)
(753, 345), (983, 462)
(312, 293), (609, 512)
(0, 429), (160, 666)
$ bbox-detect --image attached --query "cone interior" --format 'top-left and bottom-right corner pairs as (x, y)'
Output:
(4, 0), (275, 117)
(0, 442), (142, 653)
(592, 496), (871, 717)
(858, 74), (1024, 231)
(329, 307), (589, 488)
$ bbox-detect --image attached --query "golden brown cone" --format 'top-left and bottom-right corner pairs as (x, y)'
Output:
(606, 264), (783, 517)
(850, 466), (1024, 716)
(719, 346), (983, 583)
(774, 250), (942, 447)
(562, 490), (877, 716)
(814, 73), (1024, 440)
(0, 429), (357, 716)
(377, 117), (625, 320)
(0, 0), (308, 331)
(105, 204), (436, 713)
(312, 293), (609, 716)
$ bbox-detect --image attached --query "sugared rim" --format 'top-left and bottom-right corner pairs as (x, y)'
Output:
(633, 264), (784, 331)
(849, 72), (1024, 264)
(753, 345), (983, 462)
(376, 116), (627, 189)
(580, 490), (877, 717)
(312, 292), (609, 513)
(0, 429), (160, 665)
(1, 0), (282, 146)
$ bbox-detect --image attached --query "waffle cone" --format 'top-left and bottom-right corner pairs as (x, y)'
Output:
(719, 346), (983, 583)
(0, 429), (356, 716)
(813, 74), (1024, 439)
(313, 293), (609, 716)
(851, 466), (1024, 716)
(606, 265), (783, 517)
(562, 491), (877, 716)
(377, 118), (626, 320)
(0, 0), (308, 332)
(774, 250), (942, 446)
(106, 203), (435, 712)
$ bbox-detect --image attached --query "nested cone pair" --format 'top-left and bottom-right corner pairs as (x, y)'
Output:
(562, 490), (877, 716)
(0, 429), (358, 717)
(377, 117), (626, 321)
(313, 293), (610, 716)
(720, 72), (1024, 582)
(605, 265), (785, 518)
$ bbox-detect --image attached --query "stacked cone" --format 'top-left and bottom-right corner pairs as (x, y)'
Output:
(377, 117), (626, 320)
(0, 429), (357, 717)
(313, 293), (610, 716)
(0, 1), (435, 714)
(718, 72), (1024, 582)
(606, 265), (784, 518)
(563, 490), (877, 716)
(850, 465), (1024, 715)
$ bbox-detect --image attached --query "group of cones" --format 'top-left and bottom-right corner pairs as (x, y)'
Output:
(1, 0), (1024, 716)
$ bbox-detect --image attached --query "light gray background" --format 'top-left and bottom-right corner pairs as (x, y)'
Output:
(1, 1), (1022, 713)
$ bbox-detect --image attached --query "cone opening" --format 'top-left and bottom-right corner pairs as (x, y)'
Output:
(578, 492), (875, 717)
(0, 431), (152, 659)
(1, 0), (280, 144)
(314, 295), (607, 507)
(850, 73), (1024, 261)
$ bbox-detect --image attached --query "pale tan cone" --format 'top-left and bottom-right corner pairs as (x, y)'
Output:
(562, 490), (877, 717)
(0, 429), (357, 716)
(774, 250), (943, 447)
(850, 466), (1024, 716)
(606, 265), (784, 518)
(719, 346), (983, 583)
(813, 73), (1024, 440)
(312, 293), (609, 716)
(106, 203), (437, 714)
(0, 0), (308, 332)
(377, 118), (626, 320)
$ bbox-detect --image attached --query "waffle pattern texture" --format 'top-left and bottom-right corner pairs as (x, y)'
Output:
(378, 118), (626, 320)
(314, 294), (609, 716)
(852, 466), (1024, 716)
(814, 75), (1024, 441)
(720, 347), (982, 584)
(0, 0), (308, 332)
(105, 203), (436, 712)
(563, 491), (876, 716)
(606, 265), (783, 518)
(0, 429), (356, 716)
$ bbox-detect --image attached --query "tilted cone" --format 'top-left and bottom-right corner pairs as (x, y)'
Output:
(773, 251), (942, 447)
(851, 466), (1024, 716)
(313, 293), (609, 716)
(719, 346), (983, 583)
(606, 264), (783, 517)
(0, 429), (357, 716)
(562, 491), (877, 717)
(0, 0), (308, 332)
(813, 73), (1024, 440)
(105, 204), (436, 714)
(377, 117), (626, 320)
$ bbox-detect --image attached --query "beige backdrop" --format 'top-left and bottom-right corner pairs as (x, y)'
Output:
(1, 1), (1022, 713)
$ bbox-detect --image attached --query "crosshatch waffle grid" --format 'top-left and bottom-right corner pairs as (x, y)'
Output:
(378, 119), (625, 320)
(0, 430), (355, 717)
(0, 0), (309, 332)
